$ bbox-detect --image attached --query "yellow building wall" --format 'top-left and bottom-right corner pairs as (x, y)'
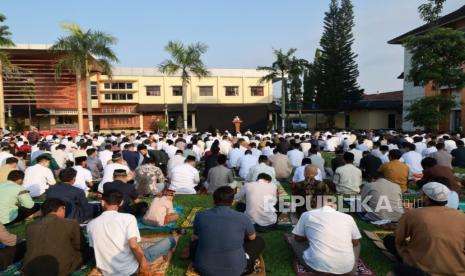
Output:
(98, 74), (272, 105)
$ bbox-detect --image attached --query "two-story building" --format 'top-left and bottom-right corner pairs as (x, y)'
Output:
(389, 4), (465, 132)
(1, 44), (277, 132)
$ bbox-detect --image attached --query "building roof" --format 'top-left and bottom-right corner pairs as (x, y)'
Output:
(113, 67), (271, 78)
(346, 91), (403, 110)
(363, 91), (403, 101)
(388, 4), (465, 44)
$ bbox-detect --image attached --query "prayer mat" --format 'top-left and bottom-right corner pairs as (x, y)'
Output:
(138, 206), (184, 230)
(459, 202), (465, 212)
(277, 212), (299, 226)
(87, 234), (179, 276)
(292, 258), (375, 276)
(180, 207), (203, 228)
(284, 233), (376, 276)
(185, 255), (266, 276)
(363, 230), (397, 262)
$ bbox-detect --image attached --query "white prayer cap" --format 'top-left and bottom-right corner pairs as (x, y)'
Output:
(422, 182), (450, 202)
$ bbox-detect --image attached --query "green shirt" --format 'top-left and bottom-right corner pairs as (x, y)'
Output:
(0, 181), (35, 224)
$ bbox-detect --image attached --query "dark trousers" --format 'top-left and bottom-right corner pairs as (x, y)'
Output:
(190, 236), (265, 275)
(383, 235), (401, 261)
(5, 204), (40, 226)
(0, 240), (26, 270)
(123, 202), (149, 217)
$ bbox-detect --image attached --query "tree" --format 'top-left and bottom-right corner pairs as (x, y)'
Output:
(405, 95), (455, 131)
(0, 13), (15, 130)
(51, 23), (118, 133)
(288, 57), (308, 118)
(418, 0), (446, 23)
(258, 48), (297, 133)
(314, 0), (363, 126)
(303, 50), (322, 107)
(159, 41), (210, 134)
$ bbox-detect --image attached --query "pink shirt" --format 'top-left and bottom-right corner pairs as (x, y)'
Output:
(142, 197), (173, 226)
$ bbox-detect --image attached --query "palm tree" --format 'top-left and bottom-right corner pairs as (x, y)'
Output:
(0, 14), (15, 130)
(51, 23), (118, 133)
(159, 41), (210, 134)
(258, 48), (298, 133)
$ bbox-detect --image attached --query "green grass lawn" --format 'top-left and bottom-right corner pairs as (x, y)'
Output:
(6, 181), (394, 276)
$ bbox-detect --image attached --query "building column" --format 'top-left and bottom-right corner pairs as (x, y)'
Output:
(139, 114), (144, 131)
(191, 112), (196, 131)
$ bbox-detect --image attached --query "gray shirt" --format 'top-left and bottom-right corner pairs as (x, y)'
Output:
(206, 165), (234, 193)
(361, 178), (404, 222)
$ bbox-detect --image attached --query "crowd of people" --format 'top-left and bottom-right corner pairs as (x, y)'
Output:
(0, 128), (464, 275)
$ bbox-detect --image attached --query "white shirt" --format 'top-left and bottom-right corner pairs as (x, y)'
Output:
(164, 145), (178, 159)
(402, 151), (423, 175)
(287, 149), (304, 168)
(334, 164), (362, 194)
(309, 154), (326, 179)
(246, 163), (277, 183)
(237, 154), (258, 179)
(292, 206), (361, 274)
(261, 147), (273, 157)
(99, 150), (113, 168)
(167, 155), (185, 177)
(251, 148), (262, 157)
(52, 149), (69, 169)
(300, 142), (312, 157)
(23, 164), (57, 197)
(73, 165), (92, 192)
(447, 191), (459, 209)
(0, 151), (13, 165)
(87, 211), (140, 276)
(444, 140), (457, 153)
(422, 146), (437, 157)
(219, 140), (232, 155)
(98, 163), (130, 193)
(324, 137), (340, 152)
(169, 163), (200, 194)
(292, 165), (323, 183)
(348, 149), (363, 167)
(234, 180), (278, 226)
(414, 142), (427, 155)
(227, 148), (244, 168)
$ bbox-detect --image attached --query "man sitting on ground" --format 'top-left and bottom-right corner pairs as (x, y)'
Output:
(23, 198), (86, 276)
(234, 173), (278, 232)
(360, 172), (404, 222)
(0, 157), (18, 182)
(46, 168), (96, 223)
(143, 189), (178, 226)
(23, 155), (56, 197)
(87, 190), (176, 276)
(359, 151), (382, 180)
(451, 140), (465, 168)
(169, 156), (200, 194)
(191, 186), (265, 275)
(103, 169), (147, 216)
(98, 152), (130, 193)
(290, 192), (362, 274)
(383, 182), (465, 275)
(417, 157), (461, 195)
(237, 150), (258, 179)
(0, 224), (26, 270)
(134, 157), (166, 196)
(333, 152), (362, 195)
(0, 170), (39, 225)
(206, 154), (234, 194)
(378, 150), (409, 193)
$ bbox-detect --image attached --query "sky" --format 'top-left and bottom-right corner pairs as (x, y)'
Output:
(1, 0), (464, 96)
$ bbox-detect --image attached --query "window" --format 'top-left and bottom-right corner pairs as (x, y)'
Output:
(251, 86), (264, 96)
(172, 86), (182, 96)
(91, 81), (98, 100)
(199, 86), (213, 96)
(103, 93), (134, 101)
(111, 94), (118, 100)
(105, 94), (111, 100)
(146, 86), (161, 96)
(225, 86), (239, 96)
(127, 94), (133, 100)
(104, 82), (134, 90)
(118, 94), (127, 100)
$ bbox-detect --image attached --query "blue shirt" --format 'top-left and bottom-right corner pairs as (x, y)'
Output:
(193, 206), (255, 276)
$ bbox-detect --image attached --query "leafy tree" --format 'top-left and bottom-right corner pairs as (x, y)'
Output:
(303, 50), (322, 107)
(258, 48), (297, 133)
(288, 57), (308, 113)
(418, 0), (446, 23)
(0, 13), (15, 129)
(51, 23), (118, 133)
(314, 0), (363, 126)
(159, 41), (210, 134)
(405, 95), (456, 131)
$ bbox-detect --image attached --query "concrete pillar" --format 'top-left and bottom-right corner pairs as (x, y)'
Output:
(139, 114), (144, 131)
(191, 112), (196, 131)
